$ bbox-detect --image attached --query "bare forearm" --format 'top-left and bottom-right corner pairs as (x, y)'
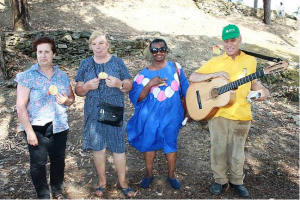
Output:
(189, 71), (229, 82)
(138, 84), (152, 102)
(189, 72), (214, 82)
(16, 107), (35, 135)
(75, 83), (89, 97)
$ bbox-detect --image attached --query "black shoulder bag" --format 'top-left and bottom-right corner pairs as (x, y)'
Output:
(93, 60), (124, 127)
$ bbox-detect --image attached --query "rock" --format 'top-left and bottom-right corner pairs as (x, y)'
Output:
(63, 34), (73, 43)
(292, 115), (299, 122)
(5, 80), (17, 88)
(0, 96), (5, 104)
(53, 56), (63, 60)
(72, 32), (81, 40)
(15, 44), (26, 49)
(202, 123), (209, 131)
(5, 108), (14, 113)
(57, 44), (68, 49)
(0, 3), (5, 10)
(59, 61), (72, 66)
(87, 5), (97, 13)
(80, 31), (91, 38)
(157, 192), (163, 196)
(153, 32), (162, 37)
(31, 52), (36, 58)
(25, 40), (32, 48)
(67, 141), (73, 146)
(17, 32), (25, 38)
(290, 94), (299, 102)
(143, 47), (152, 62)
(252, 111), (257, 119)
(24, 61), (34, 71)
(0, 173), (9, 187)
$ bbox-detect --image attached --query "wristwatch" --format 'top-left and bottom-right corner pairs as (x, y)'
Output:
(119, 82), (124, 90)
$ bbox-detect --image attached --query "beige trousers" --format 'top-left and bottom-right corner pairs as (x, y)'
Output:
(209, 117), (251, 185)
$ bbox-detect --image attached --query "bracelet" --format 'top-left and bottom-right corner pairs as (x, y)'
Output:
(66, 99), (73, 106)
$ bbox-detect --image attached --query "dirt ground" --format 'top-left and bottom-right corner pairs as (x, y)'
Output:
(0, 0), (299, 199)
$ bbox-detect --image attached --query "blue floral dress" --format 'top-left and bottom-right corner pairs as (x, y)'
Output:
(75, 56), (131, 153)
(126, 61), (189, 153)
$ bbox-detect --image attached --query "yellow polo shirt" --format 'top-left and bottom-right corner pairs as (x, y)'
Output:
(195, 51), (257, 121)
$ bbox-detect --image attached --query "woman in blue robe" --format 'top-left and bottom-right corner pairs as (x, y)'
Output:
(126, 38), (189, 190)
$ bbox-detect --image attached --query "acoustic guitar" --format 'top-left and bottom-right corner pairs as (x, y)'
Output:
(186, 61), (289, 121)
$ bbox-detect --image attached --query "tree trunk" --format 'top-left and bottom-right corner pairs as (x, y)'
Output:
(0, 32), (7, 79)
(254, 0), (258, 14)
(11, 0), (32, 31)
(263, 0), (271, 25)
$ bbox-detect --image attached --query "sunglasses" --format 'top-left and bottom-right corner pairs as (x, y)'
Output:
(150, 47), (167, 54)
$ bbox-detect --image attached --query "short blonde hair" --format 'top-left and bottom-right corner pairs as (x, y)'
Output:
(89, 31), (110, 46)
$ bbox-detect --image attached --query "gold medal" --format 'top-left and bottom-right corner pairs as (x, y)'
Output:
(49, 85), (58, 95)
(98, 72), (108, 79)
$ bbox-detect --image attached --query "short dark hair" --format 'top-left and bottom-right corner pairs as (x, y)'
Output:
(32, 36), (57, 54)
(149, 38), (168, 51)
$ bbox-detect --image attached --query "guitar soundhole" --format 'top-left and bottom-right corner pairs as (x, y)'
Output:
(210, 88), (219, 99)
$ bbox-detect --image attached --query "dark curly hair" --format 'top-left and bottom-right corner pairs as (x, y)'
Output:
(149, 38), (169, 52)
(32, 36), (57, 54)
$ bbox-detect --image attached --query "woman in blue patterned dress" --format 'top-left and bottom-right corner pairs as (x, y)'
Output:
(75, 31), (134, 197)
(127, 39), (190, 190)
(15, 36), (75, 199)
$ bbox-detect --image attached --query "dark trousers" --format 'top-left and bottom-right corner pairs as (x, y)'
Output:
(25, 122), (68, 199)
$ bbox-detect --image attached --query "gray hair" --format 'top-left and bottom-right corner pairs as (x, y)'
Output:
(88, 31), (110, 48)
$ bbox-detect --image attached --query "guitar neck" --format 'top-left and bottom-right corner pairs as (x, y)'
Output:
(218, 69), (265, 95)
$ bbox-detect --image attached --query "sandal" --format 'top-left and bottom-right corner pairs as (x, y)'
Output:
(117, 182), (135, 198)
(94, 184), (106, 197)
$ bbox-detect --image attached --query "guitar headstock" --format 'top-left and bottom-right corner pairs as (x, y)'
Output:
(264, 60), (289, 74)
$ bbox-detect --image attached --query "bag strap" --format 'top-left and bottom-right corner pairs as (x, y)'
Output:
(92, 58), (104, 104)
(241, 50), (282, 63)
(173, 62), (183, 98)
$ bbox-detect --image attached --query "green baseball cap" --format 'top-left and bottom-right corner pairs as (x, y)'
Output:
(222, 24), (240, 40)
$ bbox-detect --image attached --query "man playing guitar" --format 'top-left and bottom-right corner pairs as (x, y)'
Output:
(189, 24), (269, 197)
